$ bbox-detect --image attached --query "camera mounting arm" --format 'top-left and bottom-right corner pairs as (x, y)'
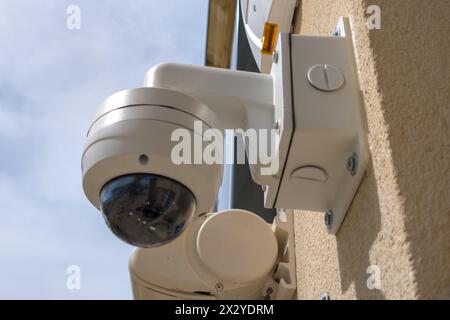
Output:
(145, 62), (276, 132)
(145, 62), (282, 188)
(144, 62), (284, 188)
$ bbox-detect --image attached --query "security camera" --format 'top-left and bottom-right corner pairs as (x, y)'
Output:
(81, 17), (368, 299)
(82, 86), (224, 247)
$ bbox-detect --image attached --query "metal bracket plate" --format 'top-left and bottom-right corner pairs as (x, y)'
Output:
(263, 210), (297, 299)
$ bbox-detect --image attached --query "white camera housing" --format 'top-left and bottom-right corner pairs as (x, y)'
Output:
(82, 87), (223, 215)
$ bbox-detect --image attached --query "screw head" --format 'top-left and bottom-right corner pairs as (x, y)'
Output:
(324, 210), (333, 229)
(307, 64), (345, 92)
(264, 287), (274, 300)
(321, 292), (331, 300)
(272, 50), (279, 63)
(346, 153), (358, 176)
(273, 120), (281, 130)
(198, 212), (209, 219)
(215, 283), (224, 292)
(138, 154), (149, 165)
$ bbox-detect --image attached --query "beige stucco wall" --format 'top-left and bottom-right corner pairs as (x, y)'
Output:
(292, 0), (450, 299)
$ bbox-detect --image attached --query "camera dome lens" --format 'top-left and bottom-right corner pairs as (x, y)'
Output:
(99, 174), (196, 247)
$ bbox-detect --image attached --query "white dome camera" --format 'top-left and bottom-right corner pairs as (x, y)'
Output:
(82, 86), (224, 247)
(81, 18), (369, 299)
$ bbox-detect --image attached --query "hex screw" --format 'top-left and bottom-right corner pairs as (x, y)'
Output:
(346, 153), (358, 176)
(324, 210), (333, 229)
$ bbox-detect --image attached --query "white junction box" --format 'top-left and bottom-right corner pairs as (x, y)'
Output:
(259, 17), (369, 234)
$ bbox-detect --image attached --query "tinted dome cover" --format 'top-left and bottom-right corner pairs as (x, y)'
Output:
(100, 174), (196, 247)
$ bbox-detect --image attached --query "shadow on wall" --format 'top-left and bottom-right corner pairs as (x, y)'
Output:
(336, 158), (385, 299)
(365, 0), (450, 299)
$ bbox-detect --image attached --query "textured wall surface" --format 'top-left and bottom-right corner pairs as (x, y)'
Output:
(292, 0), (450, 299)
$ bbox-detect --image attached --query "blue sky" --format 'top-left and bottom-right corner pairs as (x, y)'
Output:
(0, 0), (209, 299)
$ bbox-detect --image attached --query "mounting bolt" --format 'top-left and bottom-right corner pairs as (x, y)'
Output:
(215, 283), (224, 292)
(273, 120), (281, 131)
(272, 50), (279, 64)
(321, 292), (331, 300)
(324, 210), (333, 229)
(346, 153), (358, 176)
(264, 287), (274, 300)
(199, 212), (209, 219)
